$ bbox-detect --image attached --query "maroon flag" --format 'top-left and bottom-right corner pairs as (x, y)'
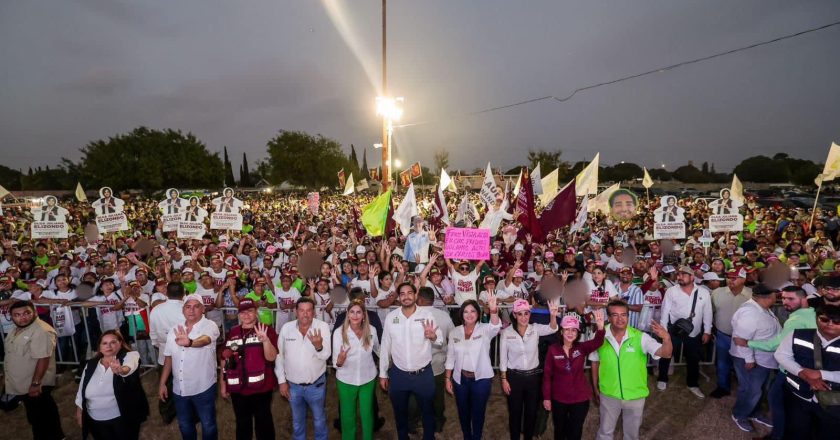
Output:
(351, 206), (366, 240)
(538, 180), (576, 234)
(385, 195), (396, 237)
(429, 185), (450, 229)
(515, 168), (544, 242)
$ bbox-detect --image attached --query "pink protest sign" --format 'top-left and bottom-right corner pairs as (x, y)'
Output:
(443, 227), (490, 261)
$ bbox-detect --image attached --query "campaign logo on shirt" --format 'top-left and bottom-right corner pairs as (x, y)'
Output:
(457, 280), (474, 292)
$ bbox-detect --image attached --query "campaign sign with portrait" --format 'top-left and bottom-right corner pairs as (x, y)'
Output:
(159, 188), (187, 232)
(609, 189), (639, 221)
(709, 188), (744, 232)
(178, 196), (208, 239)
(653, 195), (685, 239)
(210, 187), (243, 230)
(93, 187), (129, 232)
(31, 195), (69, 238)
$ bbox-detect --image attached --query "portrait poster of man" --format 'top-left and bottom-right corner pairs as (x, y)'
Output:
(709, 188), (744, 232)
(609, 188), (638, 221)
(178, 196), (208, 239)
(410, 162), (422, 179)
(653, 195), (686, 239)
(210, 188), (243, 230)
(399, 169), (412, 188)
(159, 188), (187, 232)
(369, 167), (380, 182)
(31, 195), (69, 238)
(92, 186), (128, 232)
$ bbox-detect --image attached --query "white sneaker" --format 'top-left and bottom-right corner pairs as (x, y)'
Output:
(688, 387), (705, 399)
(657, 381), (667, 391)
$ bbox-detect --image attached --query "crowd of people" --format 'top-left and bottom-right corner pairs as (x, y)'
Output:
(2, 187), (840, 440)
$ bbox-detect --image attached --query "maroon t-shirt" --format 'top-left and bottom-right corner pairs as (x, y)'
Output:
(542, 329), (605, 404)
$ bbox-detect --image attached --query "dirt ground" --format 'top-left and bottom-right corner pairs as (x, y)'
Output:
(4, 365), (768, 439)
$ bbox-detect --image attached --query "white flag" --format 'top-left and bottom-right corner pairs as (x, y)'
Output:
(512, 169), (523, 197)
(730, 174), (744, 204)
(393, 183), (419, 235)
(455, 193), (480, 227)
(343, 174), (355, 196)
(821, 142), (840, 183)
(570, 196), (589, 233)
(0, 185), (9, 200)
(440, 168), (457, 192)
(75, 182), (88, 202)
(539, 168), (559, 206)
(642, 167), (654, 189)
(478, 162), (498, 207)
(531, 163), (543, 195)
(356, 178), (369, 191)
(589, 182), (620, 214)
(575, 153), (600, 195)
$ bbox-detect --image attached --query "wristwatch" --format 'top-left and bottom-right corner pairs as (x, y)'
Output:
(188, 338), (194, 347)
(30, 381), (41, 387)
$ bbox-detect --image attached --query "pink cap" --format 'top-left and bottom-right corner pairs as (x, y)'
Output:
(513, 269), (524, 278)
(545, 251), (555, 259)
(512, 299), (531, 314)
(561, 315), (581, 329)
(266, 245), (277, 255)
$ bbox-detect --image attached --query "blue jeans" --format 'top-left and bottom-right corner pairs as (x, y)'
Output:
(289, 373), (327, 440)
(173, 384), (218, 440)
(732, 357), (770, 421)
(388, 365), (436, 440)
(453, 376), (492, 440)
(768, 371), (785, 439)
(715, 332), (734, 391)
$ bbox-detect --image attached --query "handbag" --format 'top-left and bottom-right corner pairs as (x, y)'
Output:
(812, 331), (840, 412)
(668, 289), (698, 338)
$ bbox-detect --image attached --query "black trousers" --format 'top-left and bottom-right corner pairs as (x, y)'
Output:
(157, 365), (177, 423)
(231, 391), (275, 440)
(658, 330), (702, 387)
(784, 388), (840, 440)
(87, 416), (140, 440)
(506, 370), (542, 440)
(22, 386), (65, 440)
(551, 400), (590, 440)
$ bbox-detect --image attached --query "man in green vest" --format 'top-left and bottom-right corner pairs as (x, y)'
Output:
(591, 300), (673, 440)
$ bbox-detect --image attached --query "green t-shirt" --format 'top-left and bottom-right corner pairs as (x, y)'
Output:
(245, 290), (277, 325)
(182, 280), (197, 294)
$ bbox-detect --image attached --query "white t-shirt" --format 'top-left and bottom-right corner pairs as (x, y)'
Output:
(451, 270), (480, 305)
(195, 284), (223, 326)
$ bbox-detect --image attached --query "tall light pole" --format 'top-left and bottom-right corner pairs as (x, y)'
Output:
(377, 0), (403, 194)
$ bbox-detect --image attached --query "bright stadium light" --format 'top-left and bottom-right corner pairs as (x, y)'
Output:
(376, 96), (404, 121)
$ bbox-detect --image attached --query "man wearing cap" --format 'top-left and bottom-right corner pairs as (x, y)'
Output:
(275, 297), (332, 440)
(150, 282), (187, 424)
(221, 298), (278, 440)
(709, 267), (753, 398)
(158, 293), (221, 440)
(774, 304), (840, 439)
(809, 275), (840, 309)
(4, 300), (64, 440)
(657, 265), (713, 398)
(729, 283), (782, 433)
(733, 285), (815, 439)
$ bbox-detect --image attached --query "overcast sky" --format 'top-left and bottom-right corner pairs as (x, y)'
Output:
(2, 0), (839, 175)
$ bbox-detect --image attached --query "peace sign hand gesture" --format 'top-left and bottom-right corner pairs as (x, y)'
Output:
(307, 328), (324, 350)
(486, 291), (499, 315)
(255, 322), (269, 342)
(336, 344), (349, 366)
(174, 325), (191, 347)
(422, 319), (438, 341)
(548, 299), (561, 318)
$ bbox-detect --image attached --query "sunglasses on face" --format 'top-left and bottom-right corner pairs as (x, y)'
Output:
(818, 316), (840, 325)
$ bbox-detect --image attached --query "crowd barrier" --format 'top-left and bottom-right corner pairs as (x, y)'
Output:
(0, 301), (742, 378)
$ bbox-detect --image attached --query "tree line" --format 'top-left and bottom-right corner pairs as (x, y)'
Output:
(0, 127), (825, 192)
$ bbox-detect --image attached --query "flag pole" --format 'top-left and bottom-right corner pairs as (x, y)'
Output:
(810, 181), (823, 230)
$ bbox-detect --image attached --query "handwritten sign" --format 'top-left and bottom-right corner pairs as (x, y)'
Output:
(161, 213), (181, 232)
(709, 214), (744, 233)
(443, 227), (490, 261)
(210, 212), (243, 230)
(31, 221), (68, 239)
(653, 222), (686, 240)
(95, 212), (129, 233)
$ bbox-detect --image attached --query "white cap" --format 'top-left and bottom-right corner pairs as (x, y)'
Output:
(702, 272), (723, 282)
(356, 245), (366, 254)
(184, 294), (204, 305)
(490, 249), (500, 255)
(514, 244), (525, 252)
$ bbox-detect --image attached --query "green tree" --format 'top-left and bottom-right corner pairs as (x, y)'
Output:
(0, 165), (23, 191)
(348, 144), (361, 178)
(223, 147), (236, 187)
(602, 162), (643, 182)
(527, 149), (570, 179)
(649, 168), (672, 181)
(73, 127), (223, 191)
(671, 163), (708, 183)
(434, 150), (450, 174)
(265, 130), (350, 188)
(360, 148), (370, 179)
(733, 155), (789, 183)
(240, 152), (252, 187)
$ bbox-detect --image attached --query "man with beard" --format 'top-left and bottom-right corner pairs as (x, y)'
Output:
(809, 275), (840, 309)
(3, 300), (64, 439)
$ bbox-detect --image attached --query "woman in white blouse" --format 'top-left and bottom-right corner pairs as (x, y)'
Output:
(445, 293), (501, 440)
(75, 330), (149, 440)
(333, 299), (380, 440)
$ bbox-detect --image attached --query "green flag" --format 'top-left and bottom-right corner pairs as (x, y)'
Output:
(361, 190), (392, 237)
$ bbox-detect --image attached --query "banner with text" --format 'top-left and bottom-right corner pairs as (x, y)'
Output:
(443, 227), (490, 261)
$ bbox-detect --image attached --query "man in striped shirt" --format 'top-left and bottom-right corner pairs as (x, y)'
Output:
(617, 267), (644, 329)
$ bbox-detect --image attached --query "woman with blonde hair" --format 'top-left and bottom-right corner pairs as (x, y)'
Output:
(333, 299), (380, 440)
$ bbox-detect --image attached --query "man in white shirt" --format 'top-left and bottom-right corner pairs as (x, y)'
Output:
(149, 281), (186, 424)
(157, 294), (220, 440)
(417, 287), (454, 432)
(710, 268), (753, 398)
(729, 283), (781, 433)
(275, 296), (332, 440)
(379, 282), (444, 440)
(657, 265), (712, 398)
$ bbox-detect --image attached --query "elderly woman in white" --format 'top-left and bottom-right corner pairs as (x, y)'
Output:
(445, 292), (501, 440)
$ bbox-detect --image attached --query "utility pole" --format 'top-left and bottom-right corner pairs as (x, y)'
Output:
(379, 0), (391, 193)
